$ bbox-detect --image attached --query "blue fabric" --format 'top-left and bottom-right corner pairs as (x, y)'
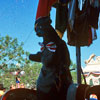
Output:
(16, 80), (20, 83)
(90, 98), (97, 100)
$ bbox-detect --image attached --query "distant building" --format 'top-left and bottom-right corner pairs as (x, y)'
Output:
(83, 54), (100, 86)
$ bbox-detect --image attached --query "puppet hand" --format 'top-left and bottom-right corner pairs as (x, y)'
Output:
(34, 17), (51, 37)
(29, 52), (41, 62)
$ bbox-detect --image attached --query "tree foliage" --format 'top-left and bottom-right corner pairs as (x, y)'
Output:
(0, 62), (42, 90)
(0, 35), (30, 74)
(0, 35), (42, 90)
(70, 61), (86, 84)
(70, 60), (77, 83)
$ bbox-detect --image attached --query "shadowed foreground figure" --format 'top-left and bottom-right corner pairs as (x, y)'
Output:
(29, 17), (72, 100)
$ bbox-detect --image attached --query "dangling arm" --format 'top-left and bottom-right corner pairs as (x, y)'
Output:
(29, 52), (41, 62)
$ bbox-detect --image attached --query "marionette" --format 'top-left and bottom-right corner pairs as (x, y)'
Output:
(29, 0), (72, 100)
(29, 16), (72, 100)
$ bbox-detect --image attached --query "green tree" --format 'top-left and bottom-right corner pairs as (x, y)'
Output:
(70, 61), (86, 84)
(0, 35), (30, 74)
(21, 62), (42, 88)
(70, 60), (77, 83)
(0, 35), (42, 90)
(0, 62), (42, 90)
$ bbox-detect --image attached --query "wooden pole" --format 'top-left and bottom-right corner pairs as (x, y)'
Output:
(76, 46), (81, 84)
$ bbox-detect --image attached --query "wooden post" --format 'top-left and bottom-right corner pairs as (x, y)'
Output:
(76, 46), (81, 84)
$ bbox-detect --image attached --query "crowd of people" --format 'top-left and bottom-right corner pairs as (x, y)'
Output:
(10, 83), (25, 90)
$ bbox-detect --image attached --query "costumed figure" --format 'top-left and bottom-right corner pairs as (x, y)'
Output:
(29, 0), (73, 100)
(29, 16), (72, 100)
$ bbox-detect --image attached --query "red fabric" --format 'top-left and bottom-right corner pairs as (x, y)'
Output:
(36, 0), (57, 20)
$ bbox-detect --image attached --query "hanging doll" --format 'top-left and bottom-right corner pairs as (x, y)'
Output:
(29, 17), (72, 100)
(29, 0), (72, 100)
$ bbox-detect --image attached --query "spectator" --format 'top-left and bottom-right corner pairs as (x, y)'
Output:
(20, 83), (25, 88)
(16, 76), (21, 88)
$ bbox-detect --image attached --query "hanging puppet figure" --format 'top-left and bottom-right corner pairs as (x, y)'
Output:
(29, 17), (72, 100)
(29, 0), (72, 100)
(29, 18), (72, 100)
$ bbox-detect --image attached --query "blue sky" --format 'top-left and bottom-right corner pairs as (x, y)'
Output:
(0, 0), (100, 67)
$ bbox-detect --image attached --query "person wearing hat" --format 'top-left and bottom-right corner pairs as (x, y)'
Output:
(0, 84), (5, 97)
